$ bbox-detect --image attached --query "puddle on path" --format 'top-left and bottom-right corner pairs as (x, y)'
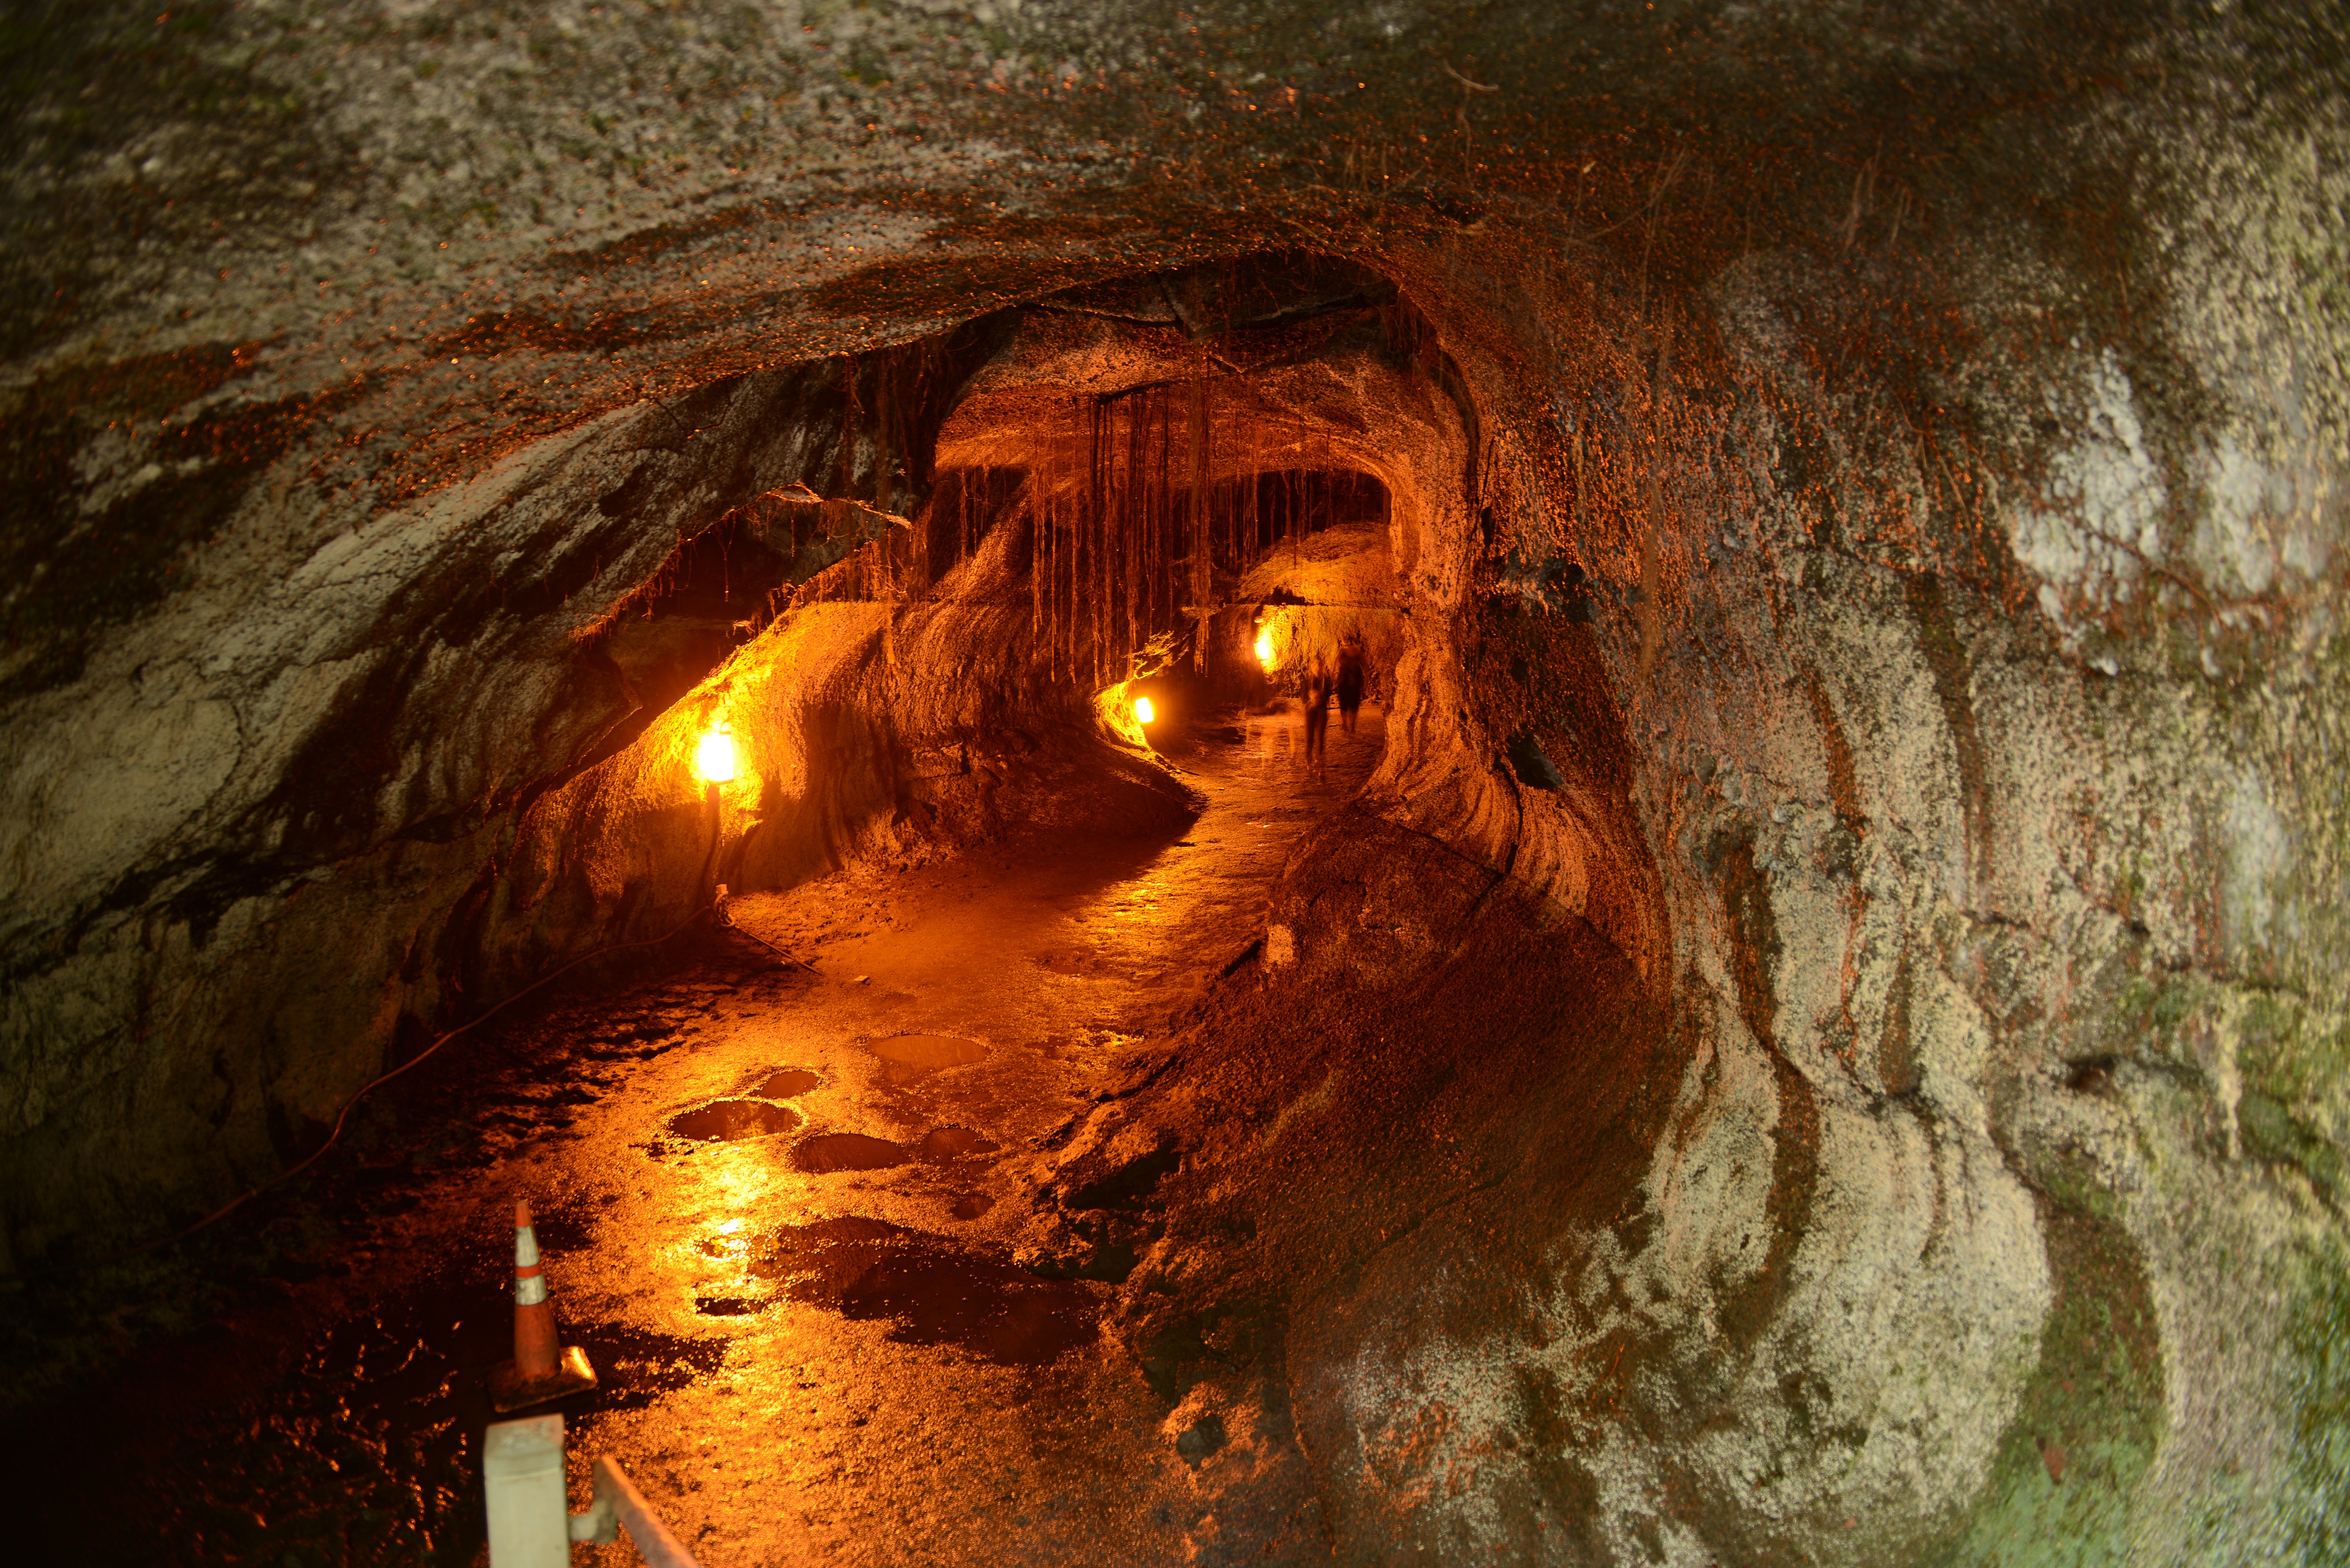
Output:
(669, 1099), (802, 1142)
(920, 1127), (1003, 1161)
(792, 1133), (913, 1173)
(748, 1067), (823, 1099)
(6, 710), (1384, 1561)
(752, 1218), (1097, 1365)
(865, 1034), (988, 1085)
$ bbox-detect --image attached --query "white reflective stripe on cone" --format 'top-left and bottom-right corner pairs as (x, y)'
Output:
(515, 1226), (541, 1266)
(517, 1274), (548, 1306)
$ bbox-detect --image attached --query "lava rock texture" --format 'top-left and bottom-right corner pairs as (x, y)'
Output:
(4, 1), (2346, 1563)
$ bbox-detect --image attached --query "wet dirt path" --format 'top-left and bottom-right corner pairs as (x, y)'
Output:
(4, 707), (1383, 1567)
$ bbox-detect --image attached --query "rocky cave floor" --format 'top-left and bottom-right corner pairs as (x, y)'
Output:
(0, 706), (1387, 1567)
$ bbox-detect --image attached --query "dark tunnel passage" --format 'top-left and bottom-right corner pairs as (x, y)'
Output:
(1, 253), (1689, 1566)
(0, 239), (2098, 1566)
(4, 4), (2348, 1565)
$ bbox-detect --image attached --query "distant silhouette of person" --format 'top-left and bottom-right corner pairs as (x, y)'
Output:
(1336, 632), (1367, 734)
(1303, 652), (1333, 774)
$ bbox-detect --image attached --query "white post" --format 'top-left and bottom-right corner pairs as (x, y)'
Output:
(484, 1414), (571, 1568)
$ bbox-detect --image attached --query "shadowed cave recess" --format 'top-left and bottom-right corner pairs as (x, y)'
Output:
(2, 2), (2347, 1564)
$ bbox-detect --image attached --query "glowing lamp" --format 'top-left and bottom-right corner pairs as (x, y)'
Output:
(695, 722), (738, 784)
(1254, 632), (1275, 668)
(1134, 696), (1156, 725)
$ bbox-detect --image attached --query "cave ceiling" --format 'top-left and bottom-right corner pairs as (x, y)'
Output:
(3, 3), (2349, 1564)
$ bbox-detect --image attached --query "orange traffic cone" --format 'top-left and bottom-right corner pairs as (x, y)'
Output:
(487, 1197), (598, 1413)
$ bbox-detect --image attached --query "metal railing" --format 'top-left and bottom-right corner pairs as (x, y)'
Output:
(485, 1413), (701, 1567)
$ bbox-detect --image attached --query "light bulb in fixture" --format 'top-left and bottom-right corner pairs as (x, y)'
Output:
(1254, 632), (1275, 668)
(1134, 696), (1156, 724)
(696, 723), (738, 784)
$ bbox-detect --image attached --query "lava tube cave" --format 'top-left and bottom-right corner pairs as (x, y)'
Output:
(3, 4), (2348, 1565)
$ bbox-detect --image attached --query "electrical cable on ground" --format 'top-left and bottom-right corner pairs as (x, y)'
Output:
(80, 896), (724, 1269)
(715, 895), (820, 972)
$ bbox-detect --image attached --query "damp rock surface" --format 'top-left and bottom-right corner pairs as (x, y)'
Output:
(864, 1035), (990, 1085)
(791, 1132), (914, 1174)
(1, 4), (2346, 1561)
(668, 1099), (803, 1142)
(0, 706), (1388, 1565)
(921, 1127), (1003, 1161)
(748, 1068), (824, 1100)
(754, 1217), (1099, 1367)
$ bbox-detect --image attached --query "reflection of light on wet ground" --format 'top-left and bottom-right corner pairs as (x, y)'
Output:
(752, 1218), (1099, 1365)
(669, 1098), (801, 1141)
(8, 705), (1388, 1567)
(699, 1217), (750, 1262)
(862, 1033), (988, 1084)
(1046, 707), (1387, 988)
(792, 1131), (913, 1172)
(750, 1067), (823, 1098)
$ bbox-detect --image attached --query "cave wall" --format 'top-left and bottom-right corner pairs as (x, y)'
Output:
(1238, 518), (1409, 709)
(494, 511), (1209, 976)
(1, 365), (867, 1259)
(494, 269), (1486, 1001)
(3, 1), (2346, 1562)
(1095, 103), (2350, 1567)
